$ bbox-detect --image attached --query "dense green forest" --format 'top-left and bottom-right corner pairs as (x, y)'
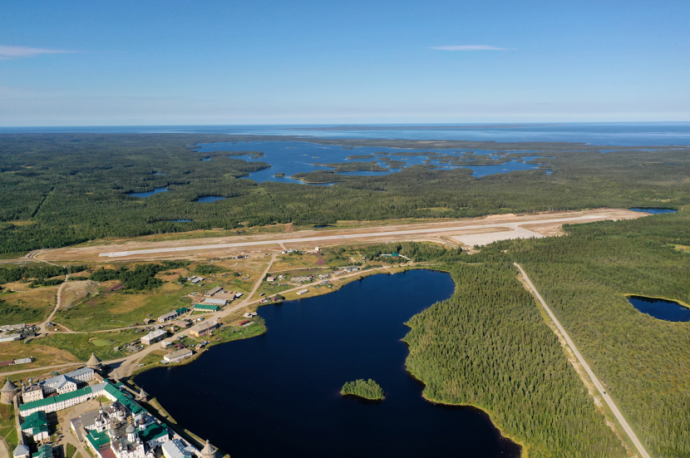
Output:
(341, 379), (385, 400)
(0, 133), (688, 253)
(390, 210), (689, 457)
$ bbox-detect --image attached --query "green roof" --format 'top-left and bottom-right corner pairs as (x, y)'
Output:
(138, 423), (168, 442)
(176, 307), (189, 314)
(20, 386), (93, 414)
(86, 429), (110, 449)
(32, 445), (52, 458)
(103, 384), (144, 414)
(21, 411), (48, 431)
(194, 304), (220, 311)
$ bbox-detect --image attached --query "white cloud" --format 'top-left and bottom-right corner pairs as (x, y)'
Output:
(431, 45), (508, 51)
(0, 45), (73, 60)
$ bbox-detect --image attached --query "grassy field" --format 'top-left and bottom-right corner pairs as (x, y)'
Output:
(28, 330), (140, 361)
(0, 285), (57, 326)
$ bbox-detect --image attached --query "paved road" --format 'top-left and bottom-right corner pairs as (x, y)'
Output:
(515, 262), (651, 458)
(98, 214), (623, 258)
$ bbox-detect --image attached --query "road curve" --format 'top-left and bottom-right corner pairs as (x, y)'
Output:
(99, 214), (615, 258)
(514, 262), (651, 458)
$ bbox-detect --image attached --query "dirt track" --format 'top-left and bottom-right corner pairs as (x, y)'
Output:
(36, 208), (644, 262)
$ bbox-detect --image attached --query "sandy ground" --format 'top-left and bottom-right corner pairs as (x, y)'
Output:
(35, 209), (644, 262)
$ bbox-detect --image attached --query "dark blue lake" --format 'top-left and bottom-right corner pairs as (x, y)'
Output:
(628, 296), (690, 322)
(126, 186), (168, 198)
(195, 141), (548, 184)
(135, 270), (521, 458)
(629, 208), (677, 214)
(195, 196), (226, 203)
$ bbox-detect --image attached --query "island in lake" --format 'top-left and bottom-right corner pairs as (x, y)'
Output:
(341, 379), (385, 400)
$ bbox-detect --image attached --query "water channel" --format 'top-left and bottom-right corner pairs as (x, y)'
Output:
(135, 270), (521, 458)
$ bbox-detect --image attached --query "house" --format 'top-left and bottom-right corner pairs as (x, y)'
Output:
(0, 324), (25, 332)
(296, 289), (309, 295)
(160, 340), (172, 349)
(234, 292), (243, 298)
(213, 292), (236, 301)
(190, 277), (204, 284)
(189, 321), (220, 337)
(265, 276), (275, 282)
(243, 312), (257, 318)
(318, 273), (330, 279)
(164, 349), (193, 363)
(204, 287), (222, 297)
(141, 330), (167, 346)
(173, 320), (191, 328)
(43, 375), (78, 395)
(290, 276), (312, 283)
(143, 319), (154, 325)
(194, 304), (220, 312)
(158, 311), (178, 323)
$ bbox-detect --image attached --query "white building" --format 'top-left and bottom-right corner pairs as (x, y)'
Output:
(13, 444), (30, 458)
(66, 367), (95, 383)
(296, 289), (309, 295)
(164, 349), (192, 363)
(0, 334), (23, 343)
(43, 375), (78, 395)
(162, 439), (195, 458)
(141, 330), (167, 346)
(22, 384), (44, 403)
(201, 298), (226, 306)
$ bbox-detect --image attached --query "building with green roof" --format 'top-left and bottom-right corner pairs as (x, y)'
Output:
(194, 304), (220, 312)
(32, 444), (52, 458)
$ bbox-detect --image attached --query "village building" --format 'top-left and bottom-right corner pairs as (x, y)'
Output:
(189, 321), (219, 338)
(340, 266), (360, 273)
(194, 304), (220, 312)
(173, 320), (191, 328)
(2, 378), (19, 404)
(141, 330), (167, 346)
(290, 276), (312, 283)
(0, 334), (24, 343)
(163, 349), (193, 363)
(158, 311), (178, 323)
(296, 289), (309, 296)
(86, 353), (103, 371)
(200, 298), (227, 307)
(0, 324), (26, 332)
(265, 276), (275, 282)
(21, 411), (50, 442)
(22, 385), (44, 403)
(13, 444), (30, 458)
(204, 287), (222, 297)
(32, 444), (53, 458)
(43, 375), (79, 395)
(161, 340), (172, 349)
(212, 292), (235, 301)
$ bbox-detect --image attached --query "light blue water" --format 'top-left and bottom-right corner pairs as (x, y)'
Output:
(195, 141), (549, 183)
(126, 186), (168, 198)
(629, 208), (677, 214)
(3, 123), (689, 146)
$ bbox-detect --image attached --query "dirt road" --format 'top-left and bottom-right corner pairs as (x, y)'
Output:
(515, 262), (650, 458)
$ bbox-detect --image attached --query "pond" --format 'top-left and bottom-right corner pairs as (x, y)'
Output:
(135, 270), (520, 458)
(627, 295), (690, 322)
(126, 187), (168, 198)
(629, 208), (677, 214)
(195, 196), (226, 203)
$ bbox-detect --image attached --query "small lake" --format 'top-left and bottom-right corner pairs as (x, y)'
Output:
(126, 186), (168, 198)
(136, 270), (520, 458)
(629, 207), (677, 214)
(194, 140), (548, 184)
(628, 296), (690, 322)
(195, 196), (226, 203)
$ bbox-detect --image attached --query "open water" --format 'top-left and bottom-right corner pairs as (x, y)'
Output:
(627, 296), (690, 322)
(135, 270), (521, 458)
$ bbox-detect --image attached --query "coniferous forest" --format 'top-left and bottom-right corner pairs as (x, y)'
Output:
(0, 133), (689, 254)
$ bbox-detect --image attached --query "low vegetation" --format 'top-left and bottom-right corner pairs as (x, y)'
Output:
(341, 379), (385, 400)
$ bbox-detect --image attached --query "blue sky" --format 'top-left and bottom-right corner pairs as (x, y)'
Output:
(1, 0), (689, 125)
